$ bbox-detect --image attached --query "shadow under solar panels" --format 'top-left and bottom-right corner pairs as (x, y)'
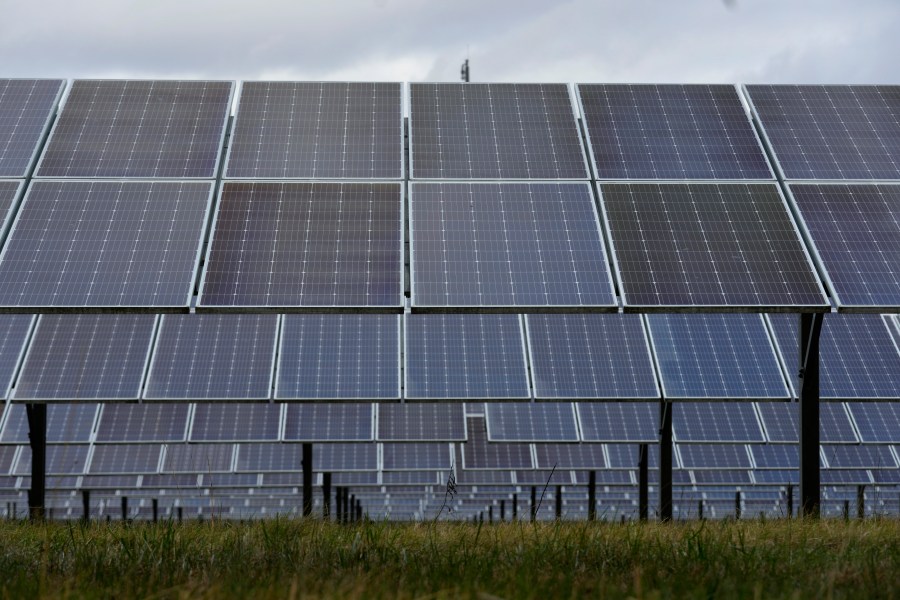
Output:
(0, 79), (65, 178)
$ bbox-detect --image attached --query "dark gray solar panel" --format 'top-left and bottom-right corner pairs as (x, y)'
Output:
(824, 444), (897, 469)
(0, 445), (14, 474)
(145, 314), (278, 400)
(749, 444), (798, 469)
(15, 444), (90, 476)
(0, 403), (97, 443)
(846, 403), (900, 443)
(410, 83), (587, 180)
(190, 404), (281, 442)
(647, 314), (789, 399)
(605, 444), (659, 469)
(313, 443), (377, 472)
(94, 404), (190, 443)
(787, 184), (900, 310)
(163, 443), (234, 473)
(526, 314), (659, 399)
(578, 84), (772, 180)
(405, 314), (529, 400)
(485, 403), (578, 442)
(88, 444), (161, 474)
(0, 314), (33, 399)
(678, 444), (752, 469)
(461, 417), (532, 470)
(0, 79), (64, 177)
(673, 402), (765, 442)
(0, 180), (212, 309)
(36, 80), (232, 178)
(756, 401), (859, 443)
(376, 404), (466, 441)
(226, 82), (402, 179)
(283, 404), (373, 442)
(276, 315), (399, 399)
(534, 443), (605, 469)
(13, 315), (155, 400)
(234, 444), (295, 473)
(576, 402), (658, 442)
(411, 182), (615, 309)
(199, 182), (402, 309)
(0, 180), (23, 240)
(600, 183), (827, 310)
(382, 443), (451, 470)
(746, 85), (900, 180)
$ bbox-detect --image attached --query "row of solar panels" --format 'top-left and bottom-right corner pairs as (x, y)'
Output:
(1, 312), (898, 402)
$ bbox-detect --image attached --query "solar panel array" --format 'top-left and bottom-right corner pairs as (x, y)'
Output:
(0, 79), (64, 178)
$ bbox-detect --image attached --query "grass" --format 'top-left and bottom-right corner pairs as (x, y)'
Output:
(0, 517), (897, 599)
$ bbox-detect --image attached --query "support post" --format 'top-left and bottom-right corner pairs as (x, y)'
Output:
(659, 400), (673, 522)
(500, 500), (506, 522)
(488, 505), (493, 523)
(843, 500), (850, 520)
(638, 444), (649, 522)
(786, 484), (794, 518)
(336, 486), (343, 523)
(177, 506), (183, 523)
(555, 485), (562, 520)
(356, 500), (362, 523)
(857, 485), (865, 520)
(799, 313), (823, 517)
(82, 490), (90, 523)
(512, 493), (518, 521)
(121, 496), (128, 521)
(350, 494), (356, 523)
(26, 404), (47, 521)
(344, 489), (350, 523)
(530, 486), (537, 522)
(323, 472), (332, 521)
(588, 470), (596, 521)
(698, 500), (704, 520)
(302, 443), (313, 517)
(735, 491), (742, 520)
(152, 499), (158, 523)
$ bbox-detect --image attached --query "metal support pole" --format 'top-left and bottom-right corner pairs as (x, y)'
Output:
(152, 499), (158, 523)
(843, 500), (850, 520)
(350, 494), (356, 523)
(857, 485), (865, 520)
(799, 313), (823, 517)
(26, 404), (47, 521)
(323, 472), (332, 521)
(177, 506), (183, 522)
(302, 443), (313, 517)
(530, 486), (537, 522)
(698, 500), (704, 520)
(336, 486), (343, 522)
(638, 444), (648, 522)
(356, 500), (362, 523)
(555, 485), (562, 520)
(479, 511), (483, 524)
(659, 400), (673, 522)
(488, 505), (493, 523)
(512, 494), (518, 521)
(588, 470), (596, 521)
(344, 489), (351, 523)
(735, 491), (742, 520)
(121, 496), (128, 521)
(787, 484), (794, 518)
(82, 490), (90, 522)
(500, 500), (505, 522)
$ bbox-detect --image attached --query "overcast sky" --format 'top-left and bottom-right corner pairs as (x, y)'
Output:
(1, 0), (898, 83)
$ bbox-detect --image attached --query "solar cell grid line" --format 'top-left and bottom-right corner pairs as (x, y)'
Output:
(144, 314), (278, 400)
(785, 183), (900, 311)
(0, 403), (98, 443)
(162, 443), (235, 473)
(525, 314), (660, 399)
(0, 180), (24, 243)
(189, 404), (281, 442)
(460, 417), (532, 470)
(484, 402), (579, 442)
(0, 79), (65, 177)
(225, 81), (403, 179)
(87, 444), (162, 475)
(35, 79), (233, 179)
(0, 314), (34, 399)
(599, 182), (828, 311)
(283, 403), (373, 442)
(677, 444), (752, 469)
(381, 443), (450, 471)
(94, 404), (190, 443)
(410, 182), (616, 310)
(276, 315), (399, 400)
(409, 82), (589, 180)
(576, 402), (658, 442)
(672, 402), (766, 443)
(645, 314), (790, 400)
(404, 314), (530, 400)
(198, 181), (403, 310)
(0, 180), (213, 310)
(745, 85), (900, 181)
(533, 443), (605, 469)
(12, 314), (156, 401)
(846, 403), (900, 443)
(577, 84), (773, 180)
(376, 404), (466, 441)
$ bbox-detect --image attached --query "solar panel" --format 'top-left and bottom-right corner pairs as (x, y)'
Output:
(749, 444), (798, 469)
(767, 314), (900, 399)
(376, 404), (466, 441)
(0, 445), (15, 474)
(0, 403), (98, 443)
(13, 315), (155, 400)
(576, 402), (658, 442)
(199, 182), (402, 309)
(673, 402), (765, 442)
(646, 314), (789, 399)
(276, 315), (399, 399)
(0, 180), (212, 309)
(693, 470), (752, 485)
(283, 404), (373, 442)
(823, 445), (897, 469)
(787, 184), (900, 310)
(600, 183), (827, 310)
(15, 445), (89, 475)
(190, 404), (281, 442)
(410, 182), (615, 309)
(746, 85), (900, 180)
(144, 315), (278, 400)
(485, 403), (578, 442)
(382, 443), (450, 470)
(461, 417), (532, 470)
(405, 314), (529, 400)
(225, 82), (402, 179)
(0, 315), (33, 399)
(526, 314), (659, 399)
(605, 444), (659, 468)
(846, 403), (900, 442)
(234, 444), (296, 473)
(534, 443), (605, 469)
(820, 403), (859, 443)
(88, 444), (161, 474)
(94, 404), (190, 443)
(410, 83), (587, 180)
(756, 402), (799, 443)
(0, 79), (65, 177)
(163, 443), (234, 473)
(0, 180), (23, 240)
(577, 84), (772, 180)
(313, 443), (377, 472)
(678, 444), (752, 469)
(36, 80), (232, 178)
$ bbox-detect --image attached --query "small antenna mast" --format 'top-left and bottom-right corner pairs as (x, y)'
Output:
(461, 46), (470, 83)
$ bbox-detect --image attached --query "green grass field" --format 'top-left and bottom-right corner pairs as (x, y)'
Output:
(0, 518), (897, 599)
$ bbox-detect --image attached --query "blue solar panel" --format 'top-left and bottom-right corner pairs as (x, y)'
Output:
(95, 404), (190, 443)
(410, 182), (615, 309)
(405, 315), (529, 400)
(605, 444), (659, 469)
(576, 402), (657, 442)
(376, 404), (466, 441)
(0, 315), (33, 399)
(526, 314), (659, 399)
(673, 402), (765, 442)
(163, 444), (234, 473)
(678, 444), (752, 469)
(749, 444), (798, 469)
(823, 445), (897, 469)
(846, 403), (900, 443)
(283, 404), (373, 442)
(382, 443), (450, 470)
(190, 404), (281, 442)
(485, 403), (578, 442)
(534, 443), (605, 469)
(461, 417), (532, 470)
(0, 79), (65, 178)
(1, 402), (98, 443)
(755, 402), (798, 443)
(0, 180), (24, 241)
(144, 315), (278, 400)
(647, 314), (789, 399)
(821, 403), (859, 443)
(88, 444), (161, 474)
(15, 445), (90, 476)
(276, 315), (399, 400)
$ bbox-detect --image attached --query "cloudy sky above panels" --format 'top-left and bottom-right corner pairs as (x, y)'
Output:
(1, 0), (898, 83)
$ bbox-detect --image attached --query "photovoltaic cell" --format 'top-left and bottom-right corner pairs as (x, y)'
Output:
(411, 182), (615, 309)
(485, 402), (578, 442)
(823, 444), (897, 469)
(534, 443), (605, 469)
(673, 402), (765, 442)
(190, 404), (280, 442)
(88, 444), (161, 474)
(600, 183), (827, 309)
(749, 444), (798, 469)
(756, 402), (799, 443)
(787, 184), (900, 309)
(0, 180), (212, 309)
(746, 85), (900, 180)
(199, 182), (402, 309)
(94, 404), (190, 443)
(461, 417), (532, 470)
(410, 83), (587, 180)
(578, 84), (772, 180)
(646, 314), (789, 399)
(405, 315), (529, 400)
(678, 444), (751, 469)
(846, 403), (900, 442)
(382, 443), (450, 470)
(13, 315), (155, 400)
(526, 314), (659, 399)
(313, 443), (377, 472)
(283, 404), (373, 442)
(163, 444), (234, 473)
(819, 402), (859, 443)
(0, 79), (64, 177)
(145, 314), (278, 400)
(376, 404), (466, 441)
(576, 402), (657, 442)
(0, 315), (33, 398)
(226, 82), (401, 179)
(276, 315), (399, 399)
(36, 80), (232, 178)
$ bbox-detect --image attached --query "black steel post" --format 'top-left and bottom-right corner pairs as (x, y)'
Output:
(152, 499), (158, 523)
(488, 505), (493, 524)
(356, 500), (362, 523)
(82, 490), (90, 522)
(787, 483), (794, 518)
(350, 494), (356, 523)
(26, 404), (47, 520)
(799, 313), (823, 517)
(588, 470), (596, 521)
(500, 499), (505, 522)
(530, 486), (537, 522)
(512, 493), (518, 521)
(336, 486), (343, 522)
(843, 500), (850, 520)
(344, 488), (351, 523)
(857, 485), (865, 520)
(323, 472), (332, 521)
(659, 400), (673, 522)
(555, 485), (562, 520)
(735, 491), (742, 520)
(638, 444), (649, 522)
(121, 496), (128, 521)
(698, 500), (704, 520)
(302, 443), (313, 517)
